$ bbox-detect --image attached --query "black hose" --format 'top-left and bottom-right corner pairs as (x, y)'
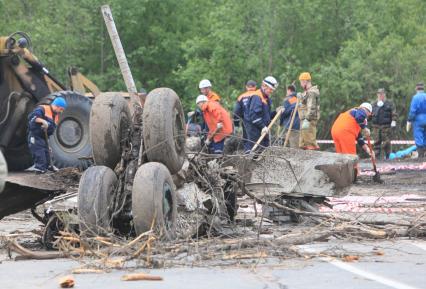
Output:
(0, 91), (20, 126)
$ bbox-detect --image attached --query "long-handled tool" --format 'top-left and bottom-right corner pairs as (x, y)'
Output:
(366, 135), (382, 183)
(189, 126), (222, 162)
(44, 130), (55, 171)
(250, 109), (283, 153)
(283, 97), (300, 148)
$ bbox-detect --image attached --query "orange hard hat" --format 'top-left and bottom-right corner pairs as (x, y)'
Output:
(299, 72), (311, 81)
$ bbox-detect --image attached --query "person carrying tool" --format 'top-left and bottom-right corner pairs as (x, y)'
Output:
(196, 95), (232, 154)
(234, 76), (278, 153)
(199, 79), (221, 102)
(371, 88), (397, 160)
(27, 97), (67, 173)
(407, 83), (426, 158)
(297, 72), (320, 150)
(331, 103), (375, 175)
(280, 84), (300, 148)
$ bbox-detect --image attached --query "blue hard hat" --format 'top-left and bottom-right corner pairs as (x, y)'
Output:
(52, 97), (67, 109)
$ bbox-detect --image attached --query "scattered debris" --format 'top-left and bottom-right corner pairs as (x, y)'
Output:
(58, 275), (75, 288)
(121, 273), (163, 281)
(1, 147), (425, 270)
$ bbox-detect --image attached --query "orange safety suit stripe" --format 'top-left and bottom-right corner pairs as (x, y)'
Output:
(288, 96), (297, 105)
(201, 101), (233, 142)
(207, 91), (221, 101)
(331, 109), (360, 155)
(237, 89), (267, 104)
(40, 105), (59, 124)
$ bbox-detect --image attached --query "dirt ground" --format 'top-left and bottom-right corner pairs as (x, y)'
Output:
(0, 158), (425, 269)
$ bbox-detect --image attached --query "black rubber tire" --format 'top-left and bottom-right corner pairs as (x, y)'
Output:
(143, 88), (186, 174)
(0, 151), (6, 192)
(48, 91), (93, 170)
(132, 162), (177, 240)
(77, 166), (117, 236)
(90, 93), (132, 169)
(41, 214), (64, 250)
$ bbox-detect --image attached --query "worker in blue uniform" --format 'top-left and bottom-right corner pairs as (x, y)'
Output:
(407, 83), (426, 159)
(27, 97), (67, 173)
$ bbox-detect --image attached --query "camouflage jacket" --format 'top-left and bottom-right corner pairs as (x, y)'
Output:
(298, 85), (320, 121)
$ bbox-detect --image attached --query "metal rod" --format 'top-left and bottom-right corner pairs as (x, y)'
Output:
(101, 5), (139, 106)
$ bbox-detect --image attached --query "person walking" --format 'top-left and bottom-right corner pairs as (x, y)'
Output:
(196, 95), (232, 154)
(27, 97), (67, 173)
(407, 83), (426, 158)
(297, 72), (320, 150)
(371, 88), (397, 159)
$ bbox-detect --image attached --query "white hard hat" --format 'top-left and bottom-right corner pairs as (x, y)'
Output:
(199, 79), (212, 89)
(360, 102), (372, 113)
(263, 76), (278, 90)
(196, 94), (208, 104)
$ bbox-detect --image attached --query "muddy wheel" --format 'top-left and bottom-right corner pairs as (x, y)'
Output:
(48, 91), (92, 170)
(41, 214), (64, 250)
(90, 93), (131, 169)
(132, 162), (177, 239)
(143, 88), (186, 174)
(77, 166), (116, 236)
(0, 151), (6, 192)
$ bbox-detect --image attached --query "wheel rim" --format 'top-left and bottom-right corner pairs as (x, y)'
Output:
(57, 117), (83, 149)
(162, 182), (174, 231)
(173, 108), (185, 153)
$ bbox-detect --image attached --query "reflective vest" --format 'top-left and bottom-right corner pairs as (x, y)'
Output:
(40, 105), (59, 124)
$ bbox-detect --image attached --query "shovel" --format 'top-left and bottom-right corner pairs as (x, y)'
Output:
(250, 109), (283, 153)
(366, 135), (382, 183)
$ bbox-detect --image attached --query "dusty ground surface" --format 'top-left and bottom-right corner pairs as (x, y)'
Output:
(0, 157), (425, 288)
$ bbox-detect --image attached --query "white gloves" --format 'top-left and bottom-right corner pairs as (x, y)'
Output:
(362, 127), (371, 137)
(205, 139), (211, 146)
(217, 122), (223, 129)
(301, 119), (310, 130)
(406, 122), (411, 132)
(391, 120), (396, 127)
(40, 119), (49, 130)
(261, 126), (269, 135)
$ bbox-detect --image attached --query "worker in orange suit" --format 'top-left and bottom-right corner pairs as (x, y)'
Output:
(199, 79), (221, 101)
(196, 94), (232, 154)
(331, 102), (375, 177)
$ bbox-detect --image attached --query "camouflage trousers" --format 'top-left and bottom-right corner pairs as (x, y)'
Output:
(299, 120), (319, 149)
(283, 129), (300, 149)
(372, 125), (393, 159)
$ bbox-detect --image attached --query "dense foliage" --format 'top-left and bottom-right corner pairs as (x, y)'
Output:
(2, 0), (425, 138)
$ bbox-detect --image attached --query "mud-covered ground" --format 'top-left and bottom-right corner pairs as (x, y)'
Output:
(0, 158), (425, 288)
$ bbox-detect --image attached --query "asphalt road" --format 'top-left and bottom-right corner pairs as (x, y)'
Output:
(0, 239), (425, 289)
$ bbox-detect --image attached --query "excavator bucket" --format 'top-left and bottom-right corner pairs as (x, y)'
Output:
(0, 168), (80, 219)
